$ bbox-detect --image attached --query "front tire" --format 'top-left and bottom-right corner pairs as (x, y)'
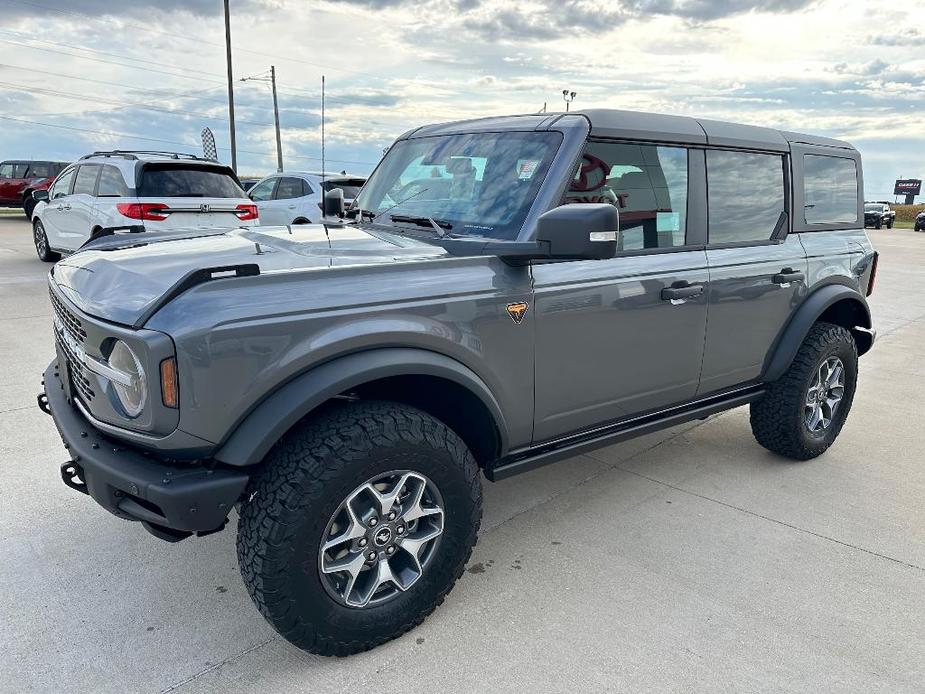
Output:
(236, 401), (482, 656)
(750, 322), (858, 460)
(33, 219), (60, 262)
(23, 195), (36, 220)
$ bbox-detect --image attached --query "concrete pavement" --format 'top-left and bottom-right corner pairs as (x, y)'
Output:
(0, 217), (922, 693)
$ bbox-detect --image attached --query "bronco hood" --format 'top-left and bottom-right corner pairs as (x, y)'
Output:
(52, 224), (447, 326)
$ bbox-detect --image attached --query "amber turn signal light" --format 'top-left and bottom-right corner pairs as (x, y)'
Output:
(160, 357), (178, 409)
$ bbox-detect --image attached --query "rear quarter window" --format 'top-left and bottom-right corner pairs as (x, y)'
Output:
(138, 165), (246, 198)
(803, 155), (858, 225)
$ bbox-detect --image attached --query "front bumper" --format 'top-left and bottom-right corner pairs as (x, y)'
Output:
(41, 361), (249, 540)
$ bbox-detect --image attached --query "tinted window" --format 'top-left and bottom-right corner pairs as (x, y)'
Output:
(97, 165), (130, 197)
(803, 155), (858, 225)
(353, 131), (562, 240)
(707, 151), (785, 244)
(50, 168), (75, 199)
(322, 179), (365, 199)
(248, 178), (276, 201)
(138, 165), (245, 198)
(11, 163), (29, 178)
(275, 177), (305, 200)
(27, 163), (53, 178)
(566, 142), (688, 250)
(72, 166), (100, 195)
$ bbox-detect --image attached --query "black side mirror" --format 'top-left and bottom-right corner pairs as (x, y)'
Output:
(323, 187), (345, 218)
(32, 190), (49, 203)
(535, 203), (619, 260)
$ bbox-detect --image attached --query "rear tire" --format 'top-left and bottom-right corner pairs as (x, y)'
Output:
(33, 219), (60, 262)
(750, 322), (857, 460)
(22, 195), (36, 220)
(887, 218), (894, 229)
(236, 401), (482, 656)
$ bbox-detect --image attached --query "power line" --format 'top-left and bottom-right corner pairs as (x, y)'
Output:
(0, 79), (276, 127)
(0, 114), (377, 166)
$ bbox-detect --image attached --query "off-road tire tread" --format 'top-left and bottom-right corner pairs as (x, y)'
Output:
(236, 400), (482, 656)
(750, 322), (857, 460)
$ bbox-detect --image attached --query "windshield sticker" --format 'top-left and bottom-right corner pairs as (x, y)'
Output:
(517, 159), (541, 180)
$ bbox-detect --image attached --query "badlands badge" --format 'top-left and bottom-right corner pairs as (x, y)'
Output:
(506, 302), (529, 324)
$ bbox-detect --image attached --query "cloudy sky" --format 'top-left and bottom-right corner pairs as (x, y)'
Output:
(1, 0), (922, 196)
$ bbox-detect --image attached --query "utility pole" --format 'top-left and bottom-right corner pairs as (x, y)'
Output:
(241, 67), (284, 171)
(270, 66), (282, 172)
(223, 0), (237, 172)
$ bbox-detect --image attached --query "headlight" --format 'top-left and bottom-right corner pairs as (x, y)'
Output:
(108, 340), (147, 418)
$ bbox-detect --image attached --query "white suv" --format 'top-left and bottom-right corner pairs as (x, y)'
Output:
(31, 151), (258, 262)
(247, 171), (366, 226)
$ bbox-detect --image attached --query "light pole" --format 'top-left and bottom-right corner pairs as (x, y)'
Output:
(562, 89), (576, 112)
(223, 0), (237, 172)
(241, 66), (284, 172)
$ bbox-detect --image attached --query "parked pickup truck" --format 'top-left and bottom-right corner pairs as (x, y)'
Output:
(39, 109), (877, 656)
(864, 202), (895, 229)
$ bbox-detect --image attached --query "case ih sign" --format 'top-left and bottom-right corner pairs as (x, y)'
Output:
(894, 179), (922, 196)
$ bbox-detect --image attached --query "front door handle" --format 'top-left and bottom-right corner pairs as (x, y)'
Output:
(772, 268), (805, 285)
(661, 282), (704, 304)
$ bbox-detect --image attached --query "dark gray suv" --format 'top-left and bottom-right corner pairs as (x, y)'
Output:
(39, 109), (877, 655)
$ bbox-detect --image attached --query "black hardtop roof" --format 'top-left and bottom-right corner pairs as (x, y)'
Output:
(401, 109), (855, 153)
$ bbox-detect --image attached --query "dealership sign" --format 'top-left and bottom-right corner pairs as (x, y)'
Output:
(894, 179), (922, 196)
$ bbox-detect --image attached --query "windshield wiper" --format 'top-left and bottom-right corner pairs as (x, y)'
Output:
(347, 208), (375, 221)
(389, 214), (453, 237)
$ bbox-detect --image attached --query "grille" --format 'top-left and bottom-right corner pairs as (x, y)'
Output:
(50, 289), (95, 402)
(49, 289), (87, 344)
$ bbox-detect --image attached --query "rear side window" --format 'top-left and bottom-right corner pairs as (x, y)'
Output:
(11, 163), (29, 178)
(566, 142), (689, 251)
(97, 165), (130, 197)
(707, 150), (785, 245)
(27, 162), (53, 178)
(803, 155), (858, 225)
(72, 165), (100, 195)
(139, 165), (245, 198)
(275, 177), (306, 200)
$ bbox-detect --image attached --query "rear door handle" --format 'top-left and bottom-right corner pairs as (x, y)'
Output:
(773, 268), (805, 285)
(661, 282), (704, 304)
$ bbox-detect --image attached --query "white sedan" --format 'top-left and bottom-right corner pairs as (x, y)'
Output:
(248, 172), (366, 225)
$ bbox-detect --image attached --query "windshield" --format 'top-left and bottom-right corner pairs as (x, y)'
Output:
(864, 204), (884, 212)
(353, 131), (562, 240)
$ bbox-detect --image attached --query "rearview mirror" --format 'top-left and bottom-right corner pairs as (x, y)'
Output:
(535, 204), (619, 260)
(322, 187), (345, 218)
(32, 190), (49, 203)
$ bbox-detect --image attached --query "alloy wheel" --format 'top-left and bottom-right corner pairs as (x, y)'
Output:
(318, 470), (445, 608)
(804, 356), (845, 433)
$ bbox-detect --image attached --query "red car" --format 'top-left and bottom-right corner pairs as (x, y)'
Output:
(0, 160), (70, 219)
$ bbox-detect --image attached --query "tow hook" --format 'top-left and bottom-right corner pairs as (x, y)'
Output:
(37, 392), (51, 416)
(61, 462), (89, 495)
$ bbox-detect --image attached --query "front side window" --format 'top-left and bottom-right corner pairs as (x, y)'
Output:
(97, 165), (130, 197)
(72, 165), (100, 196)
(0, 163), (12, 178)
(566, 142), (688, 250)
(804, 155), (858, 225)
(50, 167), (76, 199)
(275, 177), (305, 200)
(707, 150), (785, 245)
(138, 165), (246, 198)
(353, 131), (562, 240)
(248, 178), (276, 201)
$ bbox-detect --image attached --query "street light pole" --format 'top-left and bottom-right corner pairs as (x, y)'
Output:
(270, 66), (283, 172)
(223, 0), (237, 172)
(562, 89), (577, 112)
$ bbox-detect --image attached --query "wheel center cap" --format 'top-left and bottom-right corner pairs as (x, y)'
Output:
(374, 527), (393, 547)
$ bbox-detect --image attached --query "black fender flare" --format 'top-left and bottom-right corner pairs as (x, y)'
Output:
(762, 283), (872, 383)
(214, 348), (509, 467)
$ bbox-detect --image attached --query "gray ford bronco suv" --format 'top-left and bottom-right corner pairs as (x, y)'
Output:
(39, 109), (877, 655)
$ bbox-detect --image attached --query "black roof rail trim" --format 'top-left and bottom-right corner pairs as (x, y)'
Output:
(133, 263), (260, 328)
(79, 150), (205, 161)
